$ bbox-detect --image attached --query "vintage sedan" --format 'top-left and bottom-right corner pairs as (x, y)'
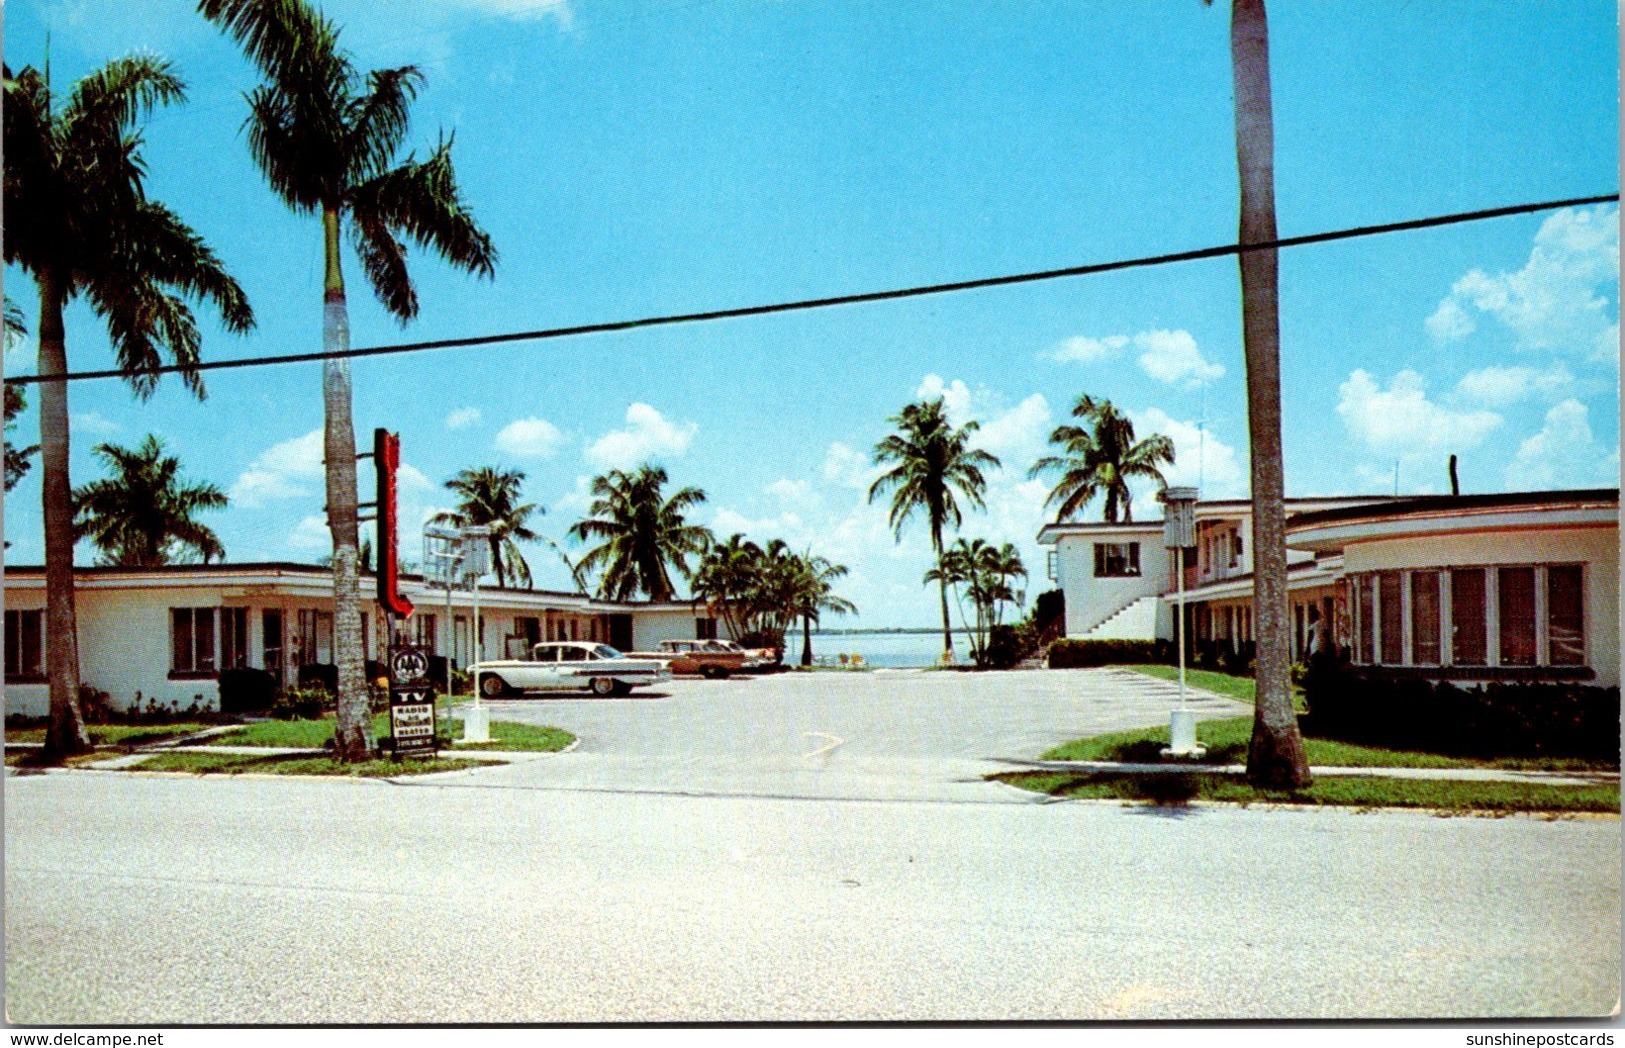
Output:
(472, 642), (671, 698)
(627, 639), (749, 678)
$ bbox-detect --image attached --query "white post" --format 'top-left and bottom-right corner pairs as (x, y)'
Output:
(1177, 544), (1187, 711)
(462, 528), (491, 743)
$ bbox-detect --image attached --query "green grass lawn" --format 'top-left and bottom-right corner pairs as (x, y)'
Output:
(1040, 714), (1615, 772)
(1111, 663), (1262, 704)
(126, 751), (498, 777)
(5, 722), (216, 747)
(992, 770), (1619, 814)
(203, 713), (575, 753)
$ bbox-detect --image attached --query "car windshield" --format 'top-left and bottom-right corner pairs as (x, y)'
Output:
(594, 645), (623, 660)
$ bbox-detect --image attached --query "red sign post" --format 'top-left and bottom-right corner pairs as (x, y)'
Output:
(374, 428), (415, 618)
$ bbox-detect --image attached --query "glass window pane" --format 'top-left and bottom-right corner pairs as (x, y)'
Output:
(1548, 565), (1585, 666)
(194, 608), (216, 671)
(1497, 567), (1536, 666)
(1356, 576), (1373, 664)
(5, 610), (18, 677)
(1451, 569), (1487, 666)
(172, 608), (194, 672)
(24, 612), (42, 675)
(1410, 571), (1441, 666)
(1379, 572), (1403, 665)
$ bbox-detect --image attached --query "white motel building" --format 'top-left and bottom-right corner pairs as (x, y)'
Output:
(1037, 488), (1620, 688)
(3, 564), (731, 717)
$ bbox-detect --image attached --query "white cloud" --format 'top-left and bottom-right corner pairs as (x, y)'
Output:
(1504, 399), (1617, 490)
(1336, 369), (1502, 457)
(1045, 335), (1127, 364)
(973, 393), (1051, 461)
(584, 403), (696, 469)
(822, 442), (875, 489)
(229, 429), (324, 509)
(445, 407), (482, 430)
(1134, 329), (1224, 388)
(71, 412), (121, 435)
(441, 0), (573, 28)
(495, 416), (566, 459)
(1426, 205), (1619, 361)
(1128, 407), (1246, 500)
(397, 463), (434, 491)
(914, 374), (974, 423)
(1452, 364), (1573, 407)
(766, 477), (818, 511)
(288, 514), (330, 551)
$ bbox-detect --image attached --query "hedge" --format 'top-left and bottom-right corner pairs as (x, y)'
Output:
(1300, 658), (1620, 763)
(1048, 638), (1174, 669)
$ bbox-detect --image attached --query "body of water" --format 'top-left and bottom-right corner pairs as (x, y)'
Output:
(791, 631), (968, 668)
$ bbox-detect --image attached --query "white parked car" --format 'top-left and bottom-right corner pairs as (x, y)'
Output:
(472, 642), (671, 698)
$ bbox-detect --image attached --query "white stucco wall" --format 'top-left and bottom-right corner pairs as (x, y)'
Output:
(1052, 528), (1168, 638)
(1340, 525), (1619, 688)
(629, 607), (736, 651)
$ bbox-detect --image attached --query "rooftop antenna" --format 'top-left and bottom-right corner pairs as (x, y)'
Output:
(1448, 454), (1460, 496)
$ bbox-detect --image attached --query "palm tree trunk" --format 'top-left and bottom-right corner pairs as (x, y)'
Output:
(36, 274), (90, 760)
(490, 534), (505, 589)
(1231, 0), (1309, 788)
(932, 522), (952, 660)
(321, 208), (374, 762)
(801, 613), (813, 666)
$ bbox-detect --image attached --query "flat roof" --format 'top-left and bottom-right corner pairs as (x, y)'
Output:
(1, 561), (704, 611)
(1286, 489), (1619, 532)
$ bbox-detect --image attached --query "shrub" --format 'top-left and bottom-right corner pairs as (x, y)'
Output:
(269, 687), (333, 722)
(296, 663), (338, 694)
(78, 684), (115, 723)
(219, 668), (277, 713)
(1300, 659), (1620, 763)
(1048, 638), (1174, 669)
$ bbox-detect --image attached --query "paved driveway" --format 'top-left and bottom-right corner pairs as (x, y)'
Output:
(449, 667), (1249, 801)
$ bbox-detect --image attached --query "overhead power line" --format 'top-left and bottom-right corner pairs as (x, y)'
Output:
(6, 191), (1616, 388)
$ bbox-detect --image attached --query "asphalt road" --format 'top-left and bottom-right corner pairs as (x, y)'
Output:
(450, 666), (1248, 801)
(5, 669), (1619, 1022)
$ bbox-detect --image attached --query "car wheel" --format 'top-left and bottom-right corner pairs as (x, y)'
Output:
(481, 674), (509, 699)
(590, 677), (617, 698)
(609, 680), (632, 697)
(701, 665), (723, 680)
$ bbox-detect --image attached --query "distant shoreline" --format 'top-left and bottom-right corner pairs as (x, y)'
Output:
(809, 627), (978, 636)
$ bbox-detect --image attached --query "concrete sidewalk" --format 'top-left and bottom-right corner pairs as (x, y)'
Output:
(1004, 757), (1619, 787)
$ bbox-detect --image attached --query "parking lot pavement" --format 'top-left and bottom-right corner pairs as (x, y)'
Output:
(443, 667), (1251, 801)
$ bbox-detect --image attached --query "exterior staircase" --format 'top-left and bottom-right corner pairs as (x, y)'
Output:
(1080, 595), (1166, 640)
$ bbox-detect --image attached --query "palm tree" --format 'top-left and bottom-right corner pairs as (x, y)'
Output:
(791, 551), (856, 666)
(5, 300), (39, 493)
(73, 435), (228, 566)
(692, 532), (764, 641)
(3, 385), (36, 492)
(569, 465), (711, 601)
(201, 0), (496, 761)
(1227, 0), (1310, 788)
(868, 398), (1000, 659)
(430, 466), (540, 589)
(4, 57), (254, 762)
(984, 542), (1028, 629)
(1029, 395), (1174, 523)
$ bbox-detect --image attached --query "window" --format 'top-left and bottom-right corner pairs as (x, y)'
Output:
(1093, 542), (1141, 578)
(515, 617), (542, 645)
(262, 610), (284, 679)
(1497, 566), (1536, 666)
(414, 613), (437, 652)
(696, 617), (718, 640)
(171, 607), (217, 675)
(560, 645), (586, 662)
(1410, 570), (1441, 666)
(1356, 576), (1373, 664)
(295, 610), (333, 666)
(5, 609), (44, 681)
(1378, 572), (1403, 665)
(1231, 532), (1243, 567)
(1548, 565), (1585, 666)
(1450, 569), (1487, 666)
(220, 607), (250, 670)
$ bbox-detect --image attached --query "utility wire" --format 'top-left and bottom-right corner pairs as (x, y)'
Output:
(6, 191), (1616, 388)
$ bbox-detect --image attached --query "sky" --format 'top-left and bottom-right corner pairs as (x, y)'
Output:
(3, 0), (1619, 628)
